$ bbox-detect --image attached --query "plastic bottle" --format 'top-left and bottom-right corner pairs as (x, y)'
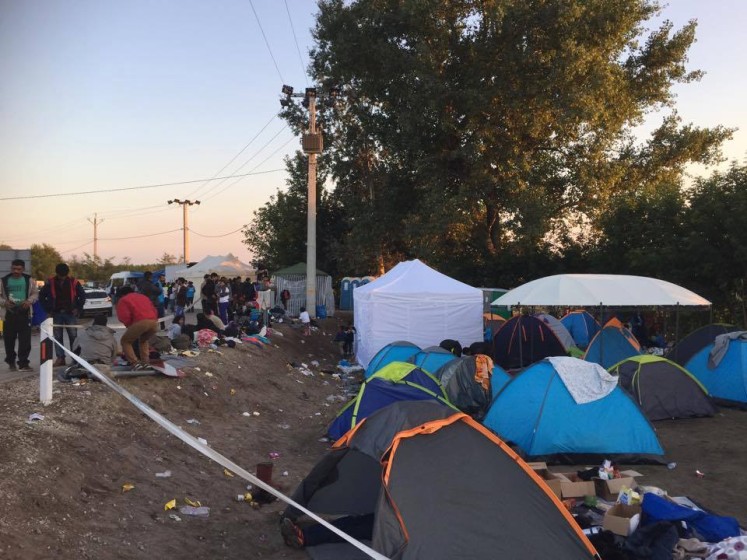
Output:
(178, 506), (210, 517)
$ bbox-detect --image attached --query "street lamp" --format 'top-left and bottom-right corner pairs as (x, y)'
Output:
(168, 199), (200, 262)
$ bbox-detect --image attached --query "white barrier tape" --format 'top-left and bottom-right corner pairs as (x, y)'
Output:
(48, 338), (388, 560)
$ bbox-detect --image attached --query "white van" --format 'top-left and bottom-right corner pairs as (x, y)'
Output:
(105, 271), (145, 300)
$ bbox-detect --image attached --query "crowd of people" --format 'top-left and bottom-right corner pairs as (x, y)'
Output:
(3, 261), (341, 373)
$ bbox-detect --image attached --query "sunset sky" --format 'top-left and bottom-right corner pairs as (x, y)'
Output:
(1, 0), (745, 265)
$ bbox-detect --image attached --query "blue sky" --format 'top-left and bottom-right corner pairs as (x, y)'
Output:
(1, 0), (745, 265)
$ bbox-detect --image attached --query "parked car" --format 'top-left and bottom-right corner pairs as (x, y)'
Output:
(82, 288), (113, 317)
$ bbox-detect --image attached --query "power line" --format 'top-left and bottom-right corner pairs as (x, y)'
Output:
(99, 228), (182, 241)
(284, 0), (308, 85)
(249, 0), (285, 83)
(60, 241), (93, 254)
(0, 168), (284, 201)
(185, 113), (278, 199)
(196, 125), (289, 200)
(190, 226), (245, 238)
(202, 134), (297, 202)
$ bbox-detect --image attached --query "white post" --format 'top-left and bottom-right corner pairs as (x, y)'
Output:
(306, 95), (318, 318)
(39, 317), (54, 404)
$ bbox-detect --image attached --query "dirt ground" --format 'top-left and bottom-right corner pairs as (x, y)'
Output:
(1, 316), (746, 560)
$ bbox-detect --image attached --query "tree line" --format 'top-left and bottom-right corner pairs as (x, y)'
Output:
(0, 244), (182, 286)
(242, 0), (745, 325)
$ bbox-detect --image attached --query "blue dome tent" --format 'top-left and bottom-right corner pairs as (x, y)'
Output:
(328, 362), (454, 440)
(483, 357), (664, 463)
(685, 333), (747, 407)
(584, 318), (643, 369)
(560, 311), (600, 349)
(365, 341), (421, 378)
(407, 346), (458, 375)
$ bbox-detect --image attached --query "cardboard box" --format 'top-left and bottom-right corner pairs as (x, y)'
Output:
(594, 470), (643, 502)
(603, 503), (641, 536)
(533, 468), (563, 498)
(556, 472), (596, 498)
(526, 462), (548, 470)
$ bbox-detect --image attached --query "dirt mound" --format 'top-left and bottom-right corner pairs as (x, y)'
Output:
(0, 318), (350, 560)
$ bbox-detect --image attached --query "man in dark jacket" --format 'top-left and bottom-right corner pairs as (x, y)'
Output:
(0, 259), (39, 371)
(39, 263), (86, 367)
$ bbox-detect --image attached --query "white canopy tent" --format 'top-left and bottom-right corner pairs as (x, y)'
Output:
(492, 274), (711, 307)
(353, 259), (483, 368)
(171, 254), (255, 310)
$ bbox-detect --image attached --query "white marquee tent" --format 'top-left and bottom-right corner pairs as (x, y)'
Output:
(492, 274), (711, 307)
(171, 254), (255, 310)
(353, 259), (483, 368)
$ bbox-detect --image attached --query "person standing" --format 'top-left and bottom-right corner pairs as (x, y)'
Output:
(217, 277), (231, 324)
(39, 263), (86, 367)
(280, 289), (291, 311)
(201, 273), (218, 316)
(174, 278), (187, 316)
(185, 281), (195, 308)
(0, 259), (39, 371)
(115, 286), (158, 368)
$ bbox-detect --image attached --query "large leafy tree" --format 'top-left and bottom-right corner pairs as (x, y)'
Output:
(305, 0), (730, 281)
(679, 164), (747, 323)
(242, 152), (346, 276)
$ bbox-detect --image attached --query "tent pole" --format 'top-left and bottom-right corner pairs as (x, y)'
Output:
(675, 303), (680, 357)
(599, 303), (604, 367)
(518, 304), (523, 368)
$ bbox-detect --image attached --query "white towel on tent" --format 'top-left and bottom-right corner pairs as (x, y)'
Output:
(548, 357), (618, 404)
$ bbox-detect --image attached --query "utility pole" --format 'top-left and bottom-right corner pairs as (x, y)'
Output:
(168, 199), (200, 263)
(87, 213), (104, 260)
(281, 85), (337, 317)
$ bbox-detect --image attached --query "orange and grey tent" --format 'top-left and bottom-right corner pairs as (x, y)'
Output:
(284, 400), (599, 559)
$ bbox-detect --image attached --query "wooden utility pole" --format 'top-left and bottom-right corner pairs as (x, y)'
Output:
(281, 85), (329, 317)
(87, 213), (104, 260)
(168, 199), (200, 263)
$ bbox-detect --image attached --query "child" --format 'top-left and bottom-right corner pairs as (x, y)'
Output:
(333, 325), (346, 356)
(343, 324), (356, 358)
(167, 314), (184, 340)
(299, 306), (311, 336)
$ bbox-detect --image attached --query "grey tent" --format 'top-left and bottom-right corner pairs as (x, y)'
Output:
(283, 401), (599, 559)
(535, 313), (577, 351)
(666, 323), (739, 367)
(609, 355), (716, 421)
(433, 355), (496, 419)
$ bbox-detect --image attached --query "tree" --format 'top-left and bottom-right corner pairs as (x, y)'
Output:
(158, 253), (179, 265)
(590, 184), (686, 279)
(304, 0), (731, 280)
(680, 163), (747, 324)
(30, 244), (63, 279)
(242, 152), (346, 277)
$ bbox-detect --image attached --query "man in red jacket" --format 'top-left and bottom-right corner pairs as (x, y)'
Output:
(115, 286), (158, 368)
